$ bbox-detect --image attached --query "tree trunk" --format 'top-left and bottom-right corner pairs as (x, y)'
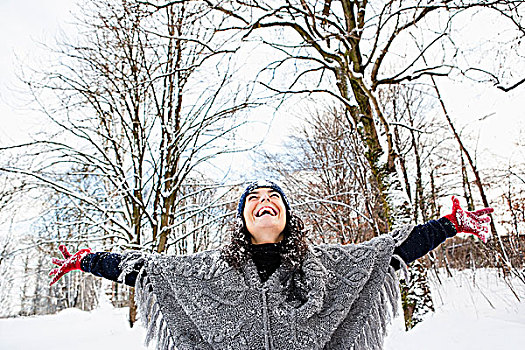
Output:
(129, 288), (137, 328)
(338, 72), (394, 233)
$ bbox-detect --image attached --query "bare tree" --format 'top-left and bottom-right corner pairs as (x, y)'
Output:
(0, 170), (35, 317)
(2, 0), (251, 251)
(1, 0), (254, 322)
(264, 107), (384, 242)
(378, 84), (455, 328)
(0, 231), (17, 318)
(201, 0), (524, 232)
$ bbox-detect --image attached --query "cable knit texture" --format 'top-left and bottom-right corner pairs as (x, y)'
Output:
(120, 226), (414, 350)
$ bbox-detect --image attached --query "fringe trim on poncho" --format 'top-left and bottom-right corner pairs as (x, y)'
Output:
(352, 265), (400, 350)
(136, 272), (176, 349)
(351, 225), (413, 350)
(119, 252), (178, 350)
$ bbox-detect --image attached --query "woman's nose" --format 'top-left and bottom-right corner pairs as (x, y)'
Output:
(260, 194), (270, 202)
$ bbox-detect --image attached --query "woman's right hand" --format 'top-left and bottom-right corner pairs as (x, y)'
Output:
(49, 245), (92, 285)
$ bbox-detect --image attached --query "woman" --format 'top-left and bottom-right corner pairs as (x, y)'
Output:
(50, 180), (493, 350)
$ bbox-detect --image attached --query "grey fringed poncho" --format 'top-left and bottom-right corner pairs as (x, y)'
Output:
(120, 228), (411, 350)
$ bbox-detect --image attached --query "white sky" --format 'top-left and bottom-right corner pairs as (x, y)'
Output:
(1, 1), (524, 193)
(2, 1), (524, 151)
(0, 0), (73, 144)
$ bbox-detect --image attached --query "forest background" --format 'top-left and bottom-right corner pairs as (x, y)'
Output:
(0, 0), (524, 334)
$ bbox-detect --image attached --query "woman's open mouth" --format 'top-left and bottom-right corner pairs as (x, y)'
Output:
(256, 206), (277, 217)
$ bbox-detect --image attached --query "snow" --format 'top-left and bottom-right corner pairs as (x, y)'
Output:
(0, 303), (146, 350)
(385, 269), (525, 350)
(0, 269), (524, 350)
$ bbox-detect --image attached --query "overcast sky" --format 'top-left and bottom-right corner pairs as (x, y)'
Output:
(1, 1), (524, 165)
(0, 0), (73, 143)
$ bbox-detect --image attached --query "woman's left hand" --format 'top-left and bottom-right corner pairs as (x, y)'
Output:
(444, 196), (494, 243)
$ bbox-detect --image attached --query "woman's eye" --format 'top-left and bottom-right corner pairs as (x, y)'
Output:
(271, 193), (280, 198)
(248, 195), (258, 201)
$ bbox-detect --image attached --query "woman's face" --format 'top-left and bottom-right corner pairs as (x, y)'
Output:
(242, 187), (287, 244)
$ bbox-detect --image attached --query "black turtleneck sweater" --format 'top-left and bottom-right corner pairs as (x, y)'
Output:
(247, 242), (283, 283)
(81, 218), (456, 286)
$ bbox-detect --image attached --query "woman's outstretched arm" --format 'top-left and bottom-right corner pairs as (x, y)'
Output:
(390, 196), (493, 270)
(81, 252), (141, 286)
(390, 218), (455, 269)
(49, 245), (140, 287)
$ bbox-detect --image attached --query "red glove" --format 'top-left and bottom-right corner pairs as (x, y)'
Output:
(444, 196), (494, 243)
(49, 245), (92, 286)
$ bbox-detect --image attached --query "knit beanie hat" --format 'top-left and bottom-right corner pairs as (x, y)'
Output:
(237, 180), (291, 218)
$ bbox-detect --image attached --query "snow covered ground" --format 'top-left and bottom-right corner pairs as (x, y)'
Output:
(385, 269), (525, 350)
(1, 269), (524, 350)
(0, 303), (146, 350)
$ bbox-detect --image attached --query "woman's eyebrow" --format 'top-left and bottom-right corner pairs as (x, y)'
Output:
(248, 188), (277, 195)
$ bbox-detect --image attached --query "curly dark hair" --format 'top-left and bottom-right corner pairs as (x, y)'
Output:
(221, 213), (309, 271)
